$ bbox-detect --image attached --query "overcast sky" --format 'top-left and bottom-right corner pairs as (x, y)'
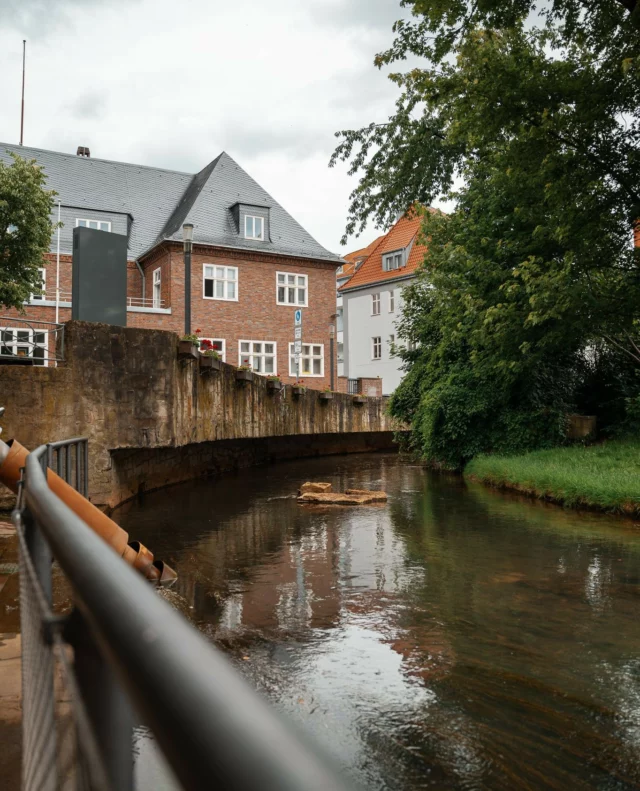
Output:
(0, 0), (412, 255)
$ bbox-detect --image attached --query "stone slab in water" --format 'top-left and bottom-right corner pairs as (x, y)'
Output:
(345, 489), (388, 502)
(299, 482), (333, 494)
(298, 492), (379, 505)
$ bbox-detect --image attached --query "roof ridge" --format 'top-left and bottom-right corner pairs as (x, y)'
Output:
(0, 142), (194, 177)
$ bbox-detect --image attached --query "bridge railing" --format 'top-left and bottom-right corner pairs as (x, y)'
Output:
(14, 437), (354, 791)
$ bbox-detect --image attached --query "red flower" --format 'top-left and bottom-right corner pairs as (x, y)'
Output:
(195, 328), (202, 334)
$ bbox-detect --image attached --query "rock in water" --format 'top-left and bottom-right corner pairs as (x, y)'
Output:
(345, 489), (388, 502)
(299, 482), (333, 494)
(298, 492), (378, 505)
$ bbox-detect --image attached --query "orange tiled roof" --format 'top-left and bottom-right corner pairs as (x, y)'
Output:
(339, 212), (429, 291)
(337, 235), (385, 280)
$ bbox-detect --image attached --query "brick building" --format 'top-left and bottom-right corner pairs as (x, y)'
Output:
(0, 144), (343, 387)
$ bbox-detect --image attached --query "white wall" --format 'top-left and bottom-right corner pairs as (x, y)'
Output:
(343, 278), (413, 395)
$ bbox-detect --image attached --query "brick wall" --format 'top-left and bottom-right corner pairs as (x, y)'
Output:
(155, 244), (338, 388)
(8, 242), (339, 389)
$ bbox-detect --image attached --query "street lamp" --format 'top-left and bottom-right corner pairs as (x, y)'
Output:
(329, 322), (336, 391)
(183, 223), (194, 336)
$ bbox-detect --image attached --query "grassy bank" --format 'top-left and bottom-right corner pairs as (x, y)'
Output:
(465, 440), (640, 515)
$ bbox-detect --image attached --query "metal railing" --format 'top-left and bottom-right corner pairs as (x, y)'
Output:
(126, 296), (166, 309)
(29, 289), (72, 303)
(14, 436), (354, 791)
(0, 316), (65, 366)
(347, 378), (359, 395)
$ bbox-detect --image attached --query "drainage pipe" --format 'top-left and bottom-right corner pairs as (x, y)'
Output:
(0, 437), (175, 583)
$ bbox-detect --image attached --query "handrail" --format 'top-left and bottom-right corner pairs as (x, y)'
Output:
(24, 446), (354, 791)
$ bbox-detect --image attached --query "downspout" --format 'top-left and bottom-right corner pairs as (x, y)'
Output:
(135, 259), (145, 303)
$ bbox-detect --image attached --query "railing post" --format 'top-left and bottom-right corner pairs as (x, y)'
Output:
(65, 609), (135, 791)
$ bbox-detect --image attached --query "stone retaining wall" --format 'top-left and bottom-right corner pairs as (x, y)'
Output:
(0, 322), (398, 509)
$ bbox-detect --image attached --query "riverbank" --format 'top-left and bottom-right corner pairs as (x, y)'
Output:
(465, 439), (640, 516)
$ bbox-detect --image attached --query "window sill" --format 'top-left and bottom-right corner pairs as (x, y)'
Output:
(203, 296), (238, 302)
(26, 299), (72, 308)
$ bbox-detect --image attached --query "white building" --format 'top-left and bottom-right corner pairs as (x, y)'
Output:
(340, 212), (427, 395)
(335, 238), (382, 377)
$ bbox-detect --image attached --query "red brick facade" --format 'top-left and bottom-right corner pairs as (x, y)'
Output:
(9, 243), (339, 389)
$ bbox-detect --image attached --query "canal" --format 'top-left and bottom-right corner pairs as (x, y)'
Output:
(117, 452), (640, 790)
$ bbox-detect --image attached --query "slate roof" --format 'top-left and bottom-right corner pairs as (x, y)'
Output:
(340, 211), (431, 292)
(0, 143), (342, 263)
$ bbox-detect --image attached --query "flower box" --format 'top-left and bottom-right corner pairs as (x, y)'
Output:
(291, 385), (306, 397)
(318, 391), (333, 402)
(178, 340), (199, 359)
(200, 355), (222, 372)
(353, 395), (367, 405)
(236, 368), (254, 384)
(267, 378), (283, 392)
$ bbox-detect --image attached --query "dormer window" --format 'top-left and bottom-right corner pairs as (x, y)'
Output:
(383, 250), (404, 271)
(245, 215), (264, 241)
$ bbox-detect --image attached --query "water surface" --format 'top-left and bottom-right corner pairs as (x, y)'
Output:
(117, 453), (640, 790)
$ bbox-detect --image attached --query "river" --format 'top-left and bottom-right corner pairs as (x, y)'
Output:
(116, 452), (640, 790)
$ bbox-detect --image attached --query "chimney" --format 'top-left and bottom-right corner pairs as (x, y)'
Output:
(76, 146), (90, 158)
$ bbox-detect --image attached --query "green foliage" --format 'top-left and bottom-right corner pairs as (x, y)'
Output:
(465, 439), (640, 514)
(333, 0), (640, 464)
(0, 153), (57, 310)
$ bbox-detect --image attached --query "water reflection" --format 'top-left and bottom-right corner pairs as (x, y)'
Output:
(118, 453), (640, 790)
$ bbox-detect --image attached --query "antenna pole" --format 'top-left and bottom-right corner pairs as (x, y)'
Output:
(20, 40), (26, 145)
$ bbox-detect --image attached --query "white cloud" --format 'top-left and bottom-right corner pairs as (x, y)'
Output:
(0, 0), (411, 252)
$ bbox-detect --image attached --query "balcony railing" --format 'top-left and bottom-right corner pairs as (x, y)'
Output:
(29, 289), (72, 303)
(126, 297), (166, 309)
(0, 316), (64, 366)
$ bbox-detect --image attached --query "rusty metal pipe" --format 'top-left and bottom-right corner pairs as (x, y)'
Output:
(0, 437), (175, 582)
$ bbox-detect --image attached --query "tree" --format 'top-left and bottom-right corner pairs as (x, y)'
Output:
(331, 1), (640, 465)
(0, 152), (57, 310)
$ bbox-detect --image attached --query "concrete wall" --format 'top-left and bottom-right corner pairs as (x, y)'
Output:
(343, 280), (412, 395)
(0, 321), (398, 510)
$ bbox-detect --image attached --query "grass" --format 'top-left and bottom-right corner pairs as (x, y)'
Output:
(464, 439), (640, 515)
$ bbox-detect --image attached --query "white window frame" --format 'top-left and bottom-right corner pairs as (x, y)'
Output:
(371, 293), (381, 316)
(383, 250), (404, 271)
(76, 218), (112, 232)
(30, 267), (46, 302)
(0, 326), (49, 366)
(152, 267), (161, 309)
(203, 264), (238, 302)
(288, 343), (324, 377)
(372, 336), (382, 360)
(337, 265), (344, 275)
(389, 289), (395, 313)
(244, 215), (265, 241)
(238, 339), (277, 374)
(200, 338), (226, 361)
(276, 271), (308, 307)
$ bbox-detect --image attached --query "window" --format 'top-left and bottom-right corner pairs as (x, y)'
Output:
(244, 215), (264, 240)
(372, 336), (382, 360)
(289, 343), (324, 377)
(199, 338), (226, 361)
(372, 293), (381, 315)
(0, 327), (48, 366)
(203, 265), (238, 301)
(383, 251), (404, 271)
(30, 268), (46, 301)
(152, 267), (161, 308)
(239, 340), (276, 374)
(337, 265), (344, 275)
(277, 272), (308, 306)
(389, 290), (395, 312)
(76, 218), (111, 232)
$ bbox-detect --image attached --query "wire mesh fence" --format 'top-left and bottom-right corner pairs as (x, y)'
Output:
(13, 438), (112, 791)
